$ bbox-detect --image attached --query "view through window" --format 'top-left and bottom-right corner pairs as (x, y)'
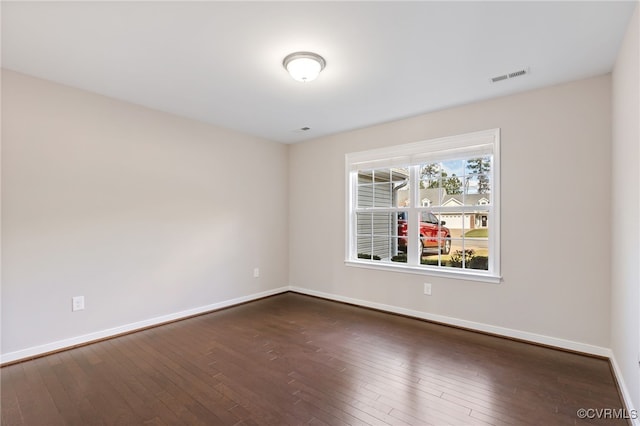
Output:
(347, 129), (500, 281)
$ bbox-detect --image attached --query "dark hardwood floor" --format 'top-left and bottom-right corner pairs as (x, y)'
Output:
(1, 292), (627, 425)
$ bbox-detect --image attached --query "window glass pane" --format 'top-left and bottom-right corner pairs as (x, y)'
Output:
(415, 212), (490, 270)
(417, 212), (450, 257)
(396, 211), (408, 255)
(467, 253), (489, 270)
(442, 159), (466, 177)
(395, 184), (410, 208)
(367, 237), (402, 262)
(446, 248), (490, 271)
(437, 211), (476, 237)
(446, 242), (472, 269)
(372, 169), (391, 182)
(420, 163), (442, 189)
(357, 168), (410, 208)
(371, 236), (388, 259)
(419, 162), (467, 203)
(391, 168), (409, 181)
(440, 192), (463, 210)
(466, 156), (491, 175)
(420, 211), (438, 224)
(419, 163), (455, 198)
(393, 238), (404, 261)
(348, 130), (498, 276)
(442, 175), (463, 196)
(464, 213), (490, 256)
(356, 183), (373, 208)
(356, 235), (373, 259)
(357, 252), (381, 261)
(371, 212), (394, 237)
(392, 168), (410, 207)
(463, 175), (491, 203)
(355, 213), (400, 261)
(372, 183), (393, 207)
(355, 212), (373, 258)
(356, 212), (372, 235)
(421, 253), (445, 267)
(435, 212), (458, 232)
(419, 186), (444, 207)
(444, 229), (490, 271)
(358, 170), (373, 184)
(357, 170), (392, 208)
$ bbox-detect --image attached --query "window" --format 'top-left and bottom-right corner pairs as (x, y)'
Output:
(345, 129), (500, 282)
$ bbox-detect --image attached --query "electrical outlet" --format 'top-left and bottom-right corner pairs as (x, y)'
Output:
(253, 268), (260, 278)
(423, 283), (432, 296)
(72, 296), (85, 311)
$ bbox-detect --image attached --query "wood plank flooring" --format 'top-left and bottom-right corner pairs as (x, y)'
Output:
(1, 292), (628, 425)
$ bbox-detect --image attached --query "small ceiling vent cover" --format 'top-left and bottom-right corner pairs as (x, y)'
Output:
(491, 68), (529, 83)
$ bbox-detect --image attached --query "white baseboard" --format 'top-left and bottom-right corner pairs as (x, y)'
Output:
(609, 354), (640, 425)
(0, 286), (289, 365)
(288, 286), (612, 357)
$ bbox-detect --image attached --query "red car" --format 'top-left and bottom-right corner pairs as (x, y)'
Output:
(398, 212), (451, 255)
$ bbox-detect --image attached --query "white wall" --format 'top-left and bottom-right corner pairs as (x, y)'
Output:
(1, 70), (289, 358)
(611, 4), (639, 412)
(290, 75), (612, 352)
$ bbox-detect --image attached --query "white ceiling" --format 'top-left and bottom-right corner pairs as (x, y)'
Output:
(2, 1), (636, 143)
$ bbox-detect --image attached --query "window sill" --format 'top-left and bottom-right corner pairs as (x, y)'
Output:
(344, 260), (502, 284)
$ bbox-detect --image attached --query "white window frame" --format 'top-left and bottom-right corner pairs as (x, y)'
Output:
(345, 128), (501, 283)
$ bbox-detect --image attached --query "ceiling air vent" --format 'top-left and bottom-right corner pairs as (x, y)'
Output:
(491, 67), (529, 83)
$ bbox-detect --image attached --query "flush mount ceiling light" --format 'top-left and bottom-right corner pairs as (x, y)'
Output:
(283, 51), (326, 82)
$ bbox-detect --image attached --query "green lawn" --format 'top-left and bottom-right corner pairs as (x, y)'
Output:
(423, 248), (488, 263)
(463, 228), (488, 238)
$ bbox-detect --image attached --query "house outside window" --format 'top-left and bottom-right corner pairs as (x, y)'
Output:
(345, 129), (501, 283)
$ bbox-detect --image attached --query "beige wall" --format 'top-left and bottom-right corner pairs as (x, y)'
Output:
(290, 75), (612, 350)
(1, 70), (289, 357)
(0, 30), (635, 406)
(1, 43), (633, 408)
(611, 4), (639, 411)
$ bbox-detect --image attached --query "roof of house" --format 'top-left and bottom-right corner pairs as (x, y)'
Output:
(420, 188), (490, 207)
